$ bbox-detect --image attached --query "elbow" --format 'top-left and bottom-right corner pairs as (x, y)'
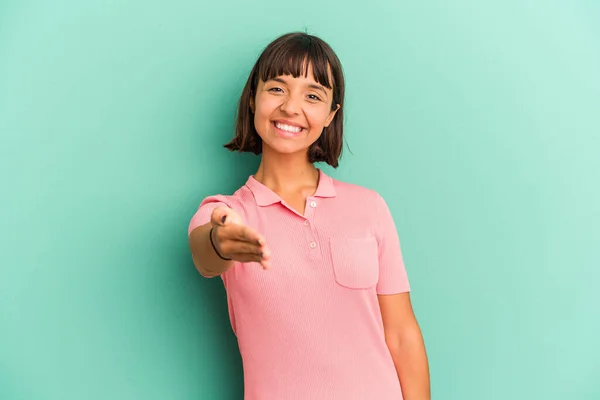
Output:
(191, 255), (219, 279)
(385, 325), (424, 355)
(197, 267), (218, 278)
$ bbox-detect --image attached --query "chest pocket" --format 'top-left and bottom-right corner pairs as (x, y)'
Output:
(329, 236), (380, 289)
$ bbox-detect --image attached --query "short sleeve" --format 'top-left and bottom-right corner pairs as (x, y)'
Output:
(374, 193), (410, 295)
(187, 195), (235, 236)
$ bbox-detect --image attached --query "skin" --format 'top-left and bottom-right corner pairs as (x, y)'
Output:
(188, 62), (430, 399)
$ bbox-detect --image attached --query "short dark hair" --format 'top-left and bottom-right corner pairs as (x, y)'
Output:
(224, 32), (345, 168)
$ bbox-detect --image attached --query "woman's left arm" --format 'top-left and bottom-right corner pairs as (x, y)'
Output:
(378, 292), (430, 400)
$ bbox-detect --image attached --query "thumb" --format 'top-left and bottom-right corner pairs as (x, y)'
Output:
(211, 206), (231, 227)
(211, 206), (242, 227)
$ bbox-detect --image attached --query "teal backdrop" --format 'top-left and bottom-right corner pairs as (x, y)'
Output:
(1, 1), (599, 399)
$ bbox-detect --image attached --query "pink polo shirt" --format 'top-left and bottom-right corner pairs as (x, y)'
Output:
(188, 169), (410, 400)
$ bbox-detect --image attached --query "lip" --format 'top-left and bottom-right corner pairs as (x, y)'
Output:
(272, 120), (307, 138)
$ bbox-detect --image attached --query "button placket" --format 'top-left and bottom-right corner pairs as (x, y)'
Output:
(303, 197), (321, 259)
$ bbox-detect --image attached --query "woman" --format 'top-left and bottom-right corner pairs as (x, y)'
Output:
(188, 32), (430, 400)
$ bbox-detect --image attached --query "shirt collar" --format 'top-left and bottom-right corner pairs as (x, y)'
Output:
(245, 169), (337, 207)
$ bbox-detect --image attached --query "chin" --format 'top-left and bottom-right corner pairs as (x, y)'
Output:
(262, 139), (308, 156)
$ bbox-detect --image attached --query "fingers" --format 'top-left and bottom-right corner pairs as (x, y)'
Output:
(219, 239), (262, 258)
(233, 225), (265, 244)
(227, 253), (270, 270)
(217, 237), (272, 270)
(214, 224), (263, 246)
(215, 220), (264, 245)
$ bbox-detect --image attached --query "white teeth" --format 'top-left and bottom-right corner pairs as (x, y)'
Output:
(275, 122), (303, 133)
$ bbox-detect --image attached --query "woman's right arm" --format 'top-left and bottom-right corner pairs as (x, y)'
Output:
(188, 206), (271, 277)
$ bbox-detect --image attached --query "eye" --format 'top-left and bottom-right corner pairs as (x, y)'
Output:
(268, 87), (284, 93)
(307, 94), (321, 101)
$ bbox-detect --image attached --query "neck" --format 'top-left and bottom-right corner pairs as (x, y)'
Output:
(254, 148), (319, 194)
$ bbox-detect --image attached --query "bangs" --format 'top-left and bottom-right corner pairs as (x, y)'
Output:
(256, 36), (334, 89)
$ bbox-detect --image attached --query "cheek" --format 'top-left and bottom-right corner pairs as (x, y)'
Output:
(253, 97), (278, 137)
(255, 95), (278, 120)
(306, 107), (333, 130)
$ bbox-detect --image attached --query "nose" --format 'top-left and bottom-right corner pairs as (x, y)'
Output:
(280, 93), (301, 115)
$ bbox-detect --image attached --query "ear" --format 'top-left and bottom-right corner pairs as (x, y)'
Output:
(324, 104), (340, 127)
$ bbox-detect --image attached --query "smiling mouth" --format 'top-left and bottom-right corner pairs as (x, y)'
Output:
(273, 121), (305, 134)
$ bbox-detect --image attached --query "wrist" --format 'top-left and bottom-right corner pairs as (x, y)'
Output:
(209, 226), (231, 261)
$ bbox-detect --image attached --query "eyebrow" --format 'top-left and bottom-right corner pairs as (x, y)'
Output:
(270, 77), (328, 97)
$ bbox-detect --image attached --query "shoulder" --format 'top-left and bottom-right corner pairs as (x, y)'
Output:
(330, 176), (386, 207)
(189, 184), (254, 234)
(329, 176), (395, 224)
(199, 184), (254, 214)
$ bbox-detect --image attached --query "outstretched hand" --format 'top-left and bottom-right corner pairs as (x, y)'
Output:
(210, 206), (271, 269)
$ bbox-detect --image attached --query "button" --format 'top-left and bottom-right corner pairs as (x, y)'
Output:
(304, 220), (309, 226)
(309, 241), (316, 248)
(310, 201), (317, 208)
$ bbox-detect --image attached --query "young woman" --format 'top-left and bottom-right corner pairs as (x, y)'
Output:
(188, 32), (430, 400)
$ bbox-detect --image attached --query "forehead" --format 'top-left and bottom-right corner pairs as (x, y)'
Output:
(257, 54), (334, 90)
